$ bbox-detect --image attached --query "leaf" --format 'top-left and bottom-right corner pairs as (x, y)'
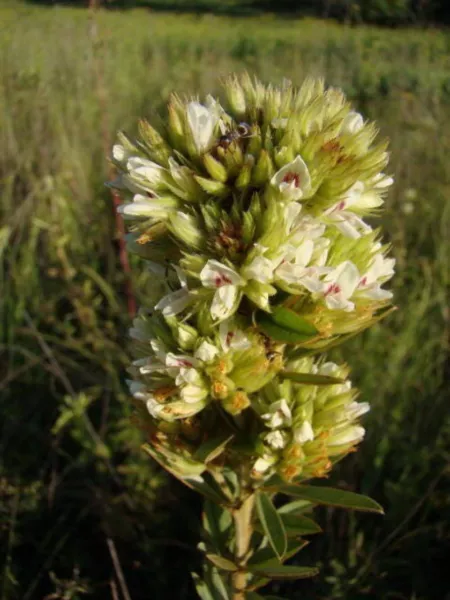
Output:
(255, 492), (287, 560)
(256, 308), (319, 344)
(194, 435), (234, 463)
(203, 500), (232, 555)
(248, 540), (308, 567)
(280, 514), (322, 536)
(274, 484), (384, 514)
(192, 573), (215, 600)
(206, 554), (237, 572)
(281, 371), (345, 385)
(277, 500), (312, 514)
(184, 475), (229, 505)
(248, 564), (319, 580)
(271, 307), (319, 336)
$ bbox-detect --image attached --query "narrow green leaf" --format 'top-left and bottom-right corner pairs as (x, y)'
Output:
(278, 500), (312, 514)
(194, 435), (234, 463)
(192, 573), (215, 600)
(248, 564), (319, 580)
(280, 514), (322, 536)
(248, 540), (308, 567)
(255, 492), (287, 560)
(275, 485), (384, 514)
(206, 554), (238, 572)
(271, 307), (319, 336)
(281, 371), (345, 385)
(256, 316), (315, 344)
(203, 500), (232, 555)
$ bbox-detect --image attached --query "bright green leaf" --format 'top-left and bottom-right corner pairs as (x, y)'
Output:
(256, 316), (315, 344)
(271, 307), (319, 336)
(255, 492), (287, 560)
(278, 500), (312, 514)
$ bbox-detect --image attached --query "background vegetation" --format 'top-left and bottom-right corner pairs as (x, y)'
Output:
(1, 2), (449, 599)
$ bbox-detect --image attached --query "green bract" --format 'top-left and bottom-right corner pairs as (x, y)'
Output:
(113, 75), (395, 598)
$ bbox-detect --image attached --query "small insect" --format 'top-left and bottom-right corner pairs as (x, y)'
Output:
(217, 122), (253, 150)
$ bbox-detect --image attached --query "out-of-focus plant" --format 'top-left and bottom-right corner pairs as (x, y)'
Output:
(113, 74), (395, 598)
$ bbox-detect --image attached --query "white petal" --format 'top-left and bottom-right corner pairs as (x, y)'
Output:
(200, 260), (244, 289)
(219, 321), (251, 352)
(271, 155), (312, 200)
(195, 341), (219, 363)
(334, 261), (360, 298)
(211, 286), (240, 321)
(127, 157), (165, 184)
(155, 289), (191, 316)
(295, 239), (314, 266)
(341, 111), (364, 135)
(253, 455), (275, 474)
(294, 421), (314, 443)
(165, 353), (199, 369)
(180, 384), (207, 404)
(265, 430), (287, 450)
(112, 144), (126, 162)
(328, 425), (365, 446)
(186, 101), (217, 153)
(345, 401), (370, 420)
(242, 256), (275, 283)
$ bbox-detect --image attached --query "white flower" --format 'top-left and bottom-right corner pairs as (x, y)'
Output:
(265, 430), (288, 450)
(274, 238), (329, 293)
(178, 369), (208, 404)
(112, 144), (131, 163)
(155, 267), (192, 317)
(253, 454), (276, 474)
(341, 111), (364, 135)
(372, 173), (394, 189)
(186, 101), (219, 154)
(328, 425), (365, 446)
(261, 399), (292, 429)
(166, 353), (199, 370)
(324, 200), (372, 239)
(294, 421), (314, 444)
(219, 321), (251, 352)
(271, 155), (312, 201)
(345, 401), (370, 420)
(194, 340), (220, 363)
(357, 254), (395, 301)
(200, 260), (244, 320)
(317, 261), (360, 312)
(241, 255), (276, 284)
(118, 194), (177, 219)
(127, 156), (167, 188)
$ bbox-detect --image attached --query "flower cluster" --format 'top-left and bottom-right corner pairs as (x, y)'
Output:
(113, 75), (394, 483)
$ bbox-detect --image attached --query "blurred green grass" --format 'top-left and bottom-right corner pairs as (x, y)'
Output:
(0, 4), (449, 599)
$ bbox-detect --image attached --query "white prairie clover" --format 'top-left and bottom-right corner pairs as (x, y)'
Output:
(113, 74), (395, 599)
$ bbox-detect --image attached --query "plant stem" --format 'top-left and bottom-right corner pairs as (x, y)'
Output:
(232, 493), (255, 600)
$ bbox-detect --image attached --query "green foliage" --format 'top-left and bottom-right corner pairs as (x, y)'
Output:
(0, 3), (449, 599)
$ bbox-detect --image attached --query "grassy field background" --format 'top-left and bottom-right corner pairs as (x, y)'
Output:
(1, 3), (449, 599)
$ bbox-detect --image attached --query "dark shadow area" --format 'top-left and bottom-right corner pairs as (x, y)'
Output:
(22, 0), (450, 25)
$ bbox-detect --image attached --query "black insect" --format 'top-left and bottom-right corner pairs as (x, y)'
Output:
(217, 122), (253, 150)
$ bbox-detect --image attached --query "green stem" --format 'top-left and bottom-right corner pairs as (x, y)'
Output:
(232, 493), (255, 600)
